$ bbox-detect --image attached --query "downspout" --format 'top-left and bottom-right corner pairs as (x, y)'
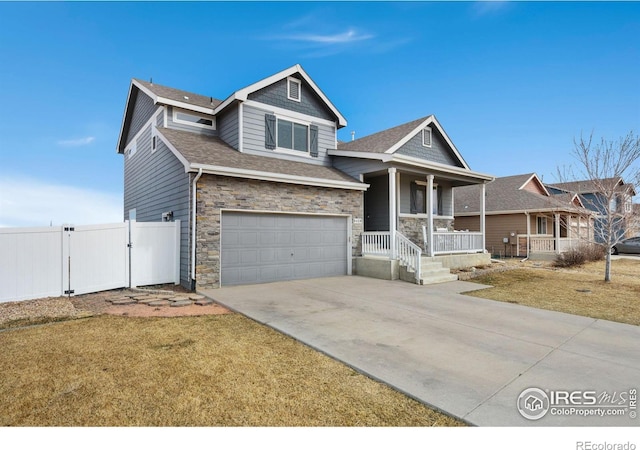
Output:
(191, 168), (203, 286)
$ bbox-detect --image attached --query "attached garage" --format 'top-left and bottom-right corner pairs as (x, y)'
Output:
(221, 212), (350, 286)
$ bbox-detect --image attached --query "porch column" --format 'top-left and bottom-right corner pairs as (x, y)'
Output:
(577, 215), (581, 242)
(526, 212), (531, 257)
(480, 182), (486, 254)
(427, 174), (434, 256)
(554, 213), (561, 254)
(389, 168), (397, 259)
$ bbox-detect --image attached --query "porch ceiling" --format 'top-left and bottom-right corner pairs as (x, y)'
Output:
(362, 164), (488, 187)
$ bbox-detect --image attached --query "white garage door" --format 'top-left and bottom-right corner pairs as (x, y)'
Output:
(221, 212), (348, 286)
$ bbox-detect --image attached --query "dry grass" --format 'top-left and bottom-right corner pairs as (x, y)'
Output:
(465, 259), (640, 326)
(0, 314), (463, 427)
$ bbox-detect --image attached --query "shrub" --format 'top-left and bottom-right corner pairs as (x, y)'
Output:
(554, 248), (587, 267)
(583, 244), (607, 262)
(553, 244), (606, 268)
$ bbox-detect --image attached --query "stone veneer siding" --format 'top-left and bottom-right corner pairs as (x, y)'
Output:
(195, 174), (364, 289)
(398, 216), (454, 247)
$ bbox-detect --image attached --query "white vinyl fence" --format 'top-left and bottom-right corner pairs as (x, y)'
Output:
(0, 220), (180, 303)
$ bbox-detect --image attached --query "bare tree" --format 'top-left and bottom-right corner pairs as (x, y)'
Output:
(555, 131), (640, 282)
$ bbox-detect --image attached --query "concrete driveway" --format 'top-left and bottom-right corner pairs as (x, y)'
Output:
(202, 276), (640, 426)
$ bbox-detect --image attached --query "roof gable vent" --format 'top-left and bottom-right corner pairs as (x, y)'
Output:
(287, 77), (301, 102)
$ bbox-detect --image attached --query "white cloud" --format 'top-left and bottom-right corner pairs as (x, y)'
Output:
(470, 1), (511, 18)
(282, 29), (374, 45)
(0, 177), (122, 228)
(57, 136), (96, 147)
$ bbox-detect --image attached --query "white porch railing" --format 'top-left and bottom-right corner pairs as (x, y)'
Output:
(529, 236), (583, 253)
(423, 226), (484, 255)
(395, 232), (422, 283)
(361, 231), (422, 282)
(362, 231), (391, 257)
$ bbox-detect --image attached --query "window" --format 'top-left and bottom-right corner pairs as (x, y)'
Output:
(410, 182), (426, 214)
(265, 114), (318, 156)
(172, 109), (215, 129)
(410, 182), (443, 215)
(277, 118), (308, 152)
(287, 77), (301, 102)
(432, 184), (443, 216)
(537, 216), (548, 234)
(422, 127), (432, 147)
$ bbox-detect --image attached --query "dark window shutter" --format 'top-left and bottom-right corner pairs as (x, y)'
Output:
(310, 125), (318, 157)
(437, 185), (443, 215)
(265, 114), (276, 149)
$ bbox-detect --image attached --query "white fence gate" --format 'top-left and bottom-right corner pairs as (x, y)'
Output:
(0, 220), (180, 303)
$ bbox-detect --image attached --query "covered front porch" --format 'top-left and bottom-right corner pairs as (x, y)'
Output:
(357, 167), (490, 283)
(519, 212), (595, 258)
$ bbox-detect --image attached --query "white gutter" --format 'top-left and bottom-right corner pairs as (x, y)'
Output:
(191, 168), (203, 282)
(190, 163), (369, 191)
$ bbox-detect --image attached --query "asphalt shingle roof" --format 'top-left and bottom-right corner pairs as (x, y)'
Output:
(157, 127), (362, 184)
(548, 177), (634, 195)
(337, 116), (432, 153)
(454, 173), (585, 214)
(134, 78), (222, 110)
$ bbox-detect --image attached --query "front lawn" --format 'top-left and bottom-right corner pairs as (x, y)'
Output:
(464, 259), (640, 326)
(0, 314), (463, 426)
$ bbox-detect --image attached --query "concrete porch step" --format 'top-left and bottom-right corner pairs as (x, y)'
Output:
(418, 273), (459, 285)
(398, 258), (458, 285)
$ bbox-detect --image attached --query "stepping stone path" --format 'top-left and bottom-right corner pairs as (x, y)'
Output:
(105, 290), (214, 308)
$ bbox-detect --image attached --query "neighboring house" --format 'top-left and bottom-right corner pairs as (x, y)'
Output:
(454, 173), (595, 258)
(547, 178), (637, 242)
(117, 64), (493, 290)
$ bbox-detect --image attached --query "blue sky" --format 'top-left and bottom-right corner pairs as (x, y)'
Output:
(0, 1), (638, 227)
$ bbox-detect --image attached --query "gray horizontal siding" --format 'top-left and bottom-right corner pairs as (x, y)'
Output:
(396, 128), (463, 167)
(242, 103), (335, 166)
(126, 90), (156, 146)
(166, 106), (217, 137)
(218, 104), (239, 150)
(124, 123), (191, 287)
(247, 76), (335, 122)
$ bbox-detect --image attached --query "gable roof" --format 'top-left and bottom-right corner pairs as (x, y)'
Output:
(133, 78), (222, 112)
(156, 127), (367, 191)
(213, 64), (347, 128)
(337, 116), (429, 154)
(334, 115), (470, 169)
(548, 177), (637, 197)
(455, 173), (592, 215)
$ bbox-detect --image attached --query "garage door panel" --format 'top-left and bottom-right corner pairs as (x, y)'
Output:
(259, 248), (277, 263)
(259, 231), (276, 245)
(221, 249), (240, 265)
(240, 214), (259, 227)
(277, 232), (292, 245)
(239, 232), (258, 246)
(221, 212), (348, 286)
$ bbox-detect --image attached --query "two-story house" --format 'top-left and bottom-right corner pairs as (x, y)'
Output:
(116, 65), (493, 290)
(547, 178), (636, 243)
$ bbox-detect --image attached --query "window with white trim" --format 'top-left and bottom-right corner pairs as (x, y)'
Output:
(537, 216), (548, 234)
(151, 127), (157, 153)
(287, 77), (301, 102)
(422, 127), (432, 147)
(410, 181), (443, 216)
(172, 108), (215, 129)
(277, 118), (309, 152)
